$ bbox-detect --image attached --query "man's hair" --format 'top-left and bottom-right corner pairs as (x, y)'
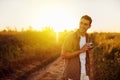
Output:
(81, 15), (92, 24)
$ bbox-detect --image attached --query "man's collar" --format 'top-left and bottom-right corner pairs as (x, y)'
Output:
(75, 29), (87, 38)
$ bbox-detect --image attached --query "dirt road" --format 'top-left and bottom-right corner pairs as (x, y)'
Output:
(26, 57), (64, 80)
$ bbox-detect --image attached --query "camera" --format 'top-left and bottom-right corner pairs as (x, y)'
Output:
(89, 42), (93, 49)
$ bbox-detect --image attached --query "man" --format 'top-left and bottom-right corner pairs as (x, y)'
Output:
(61, 15), (92, 80)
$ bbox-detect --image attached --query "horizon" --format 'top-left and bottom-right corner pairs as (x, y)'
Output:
(0, 26), (120, 33)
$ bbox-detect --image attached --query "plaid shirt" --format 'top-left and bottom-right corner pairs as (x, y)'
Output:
(62, 29), (90, 80)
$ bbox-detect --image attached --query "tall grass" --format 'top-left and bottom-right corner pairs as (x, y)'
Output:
(92, 32), (120, 80)
(0, 29), (62, 79)
(0, 30), (120, 80)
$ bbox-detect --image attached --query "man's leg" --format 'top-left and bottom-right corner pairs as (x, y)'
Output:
(68, 78), (73, 80)
(80, 73), (89, 80)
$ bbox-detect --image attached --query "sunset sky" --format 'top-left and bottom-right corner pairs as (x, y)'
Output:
(0, 0), (120, 32)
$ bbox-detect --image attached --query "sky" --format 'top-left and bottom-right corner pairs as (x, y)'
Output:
(0, 0), (120, 32)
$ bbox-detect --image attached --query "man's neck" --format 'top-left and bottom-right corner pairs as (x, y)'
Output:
(76, 29), (86, 37)
(81, 33), (85, 37)
(80, 32), (86, 37)
(78, 29), (86, 36)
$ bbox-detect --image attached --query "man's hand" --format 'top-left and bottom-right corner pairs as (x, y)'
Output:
(80, 43), (90, 53)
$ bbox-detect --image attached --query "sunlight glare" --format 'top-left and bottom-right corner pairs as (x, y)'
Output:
(33, 6), (76, 32)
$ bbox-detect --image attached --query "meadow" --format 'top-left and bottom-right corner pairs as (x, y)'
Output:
(0, 27), (62, 79)
(0, 28), (120, 80)
(92, 32), (120, 80)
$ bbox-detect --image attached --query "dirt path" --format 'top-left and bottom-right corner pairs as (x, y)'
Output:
(26, 57), (65, 80)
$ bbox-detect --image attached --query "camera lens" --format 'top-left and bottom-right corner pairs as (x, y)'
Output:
(89, 42), (93, 48)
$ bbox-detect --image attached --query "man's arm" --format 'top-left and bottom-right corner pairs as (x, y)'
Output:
(61, 43), (90, 59)
(61, 50), (81, 59)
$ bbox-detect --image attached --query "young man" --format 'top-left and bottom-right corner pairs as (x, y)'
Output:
(61, 15), (92, 80)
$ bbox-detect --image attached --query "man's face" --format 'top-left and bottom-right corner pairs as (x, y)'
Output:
(79, 18), (91, 33)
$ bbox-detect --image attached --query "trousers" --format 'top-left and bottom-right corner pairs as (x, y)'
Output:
(68, 73), (89, 80)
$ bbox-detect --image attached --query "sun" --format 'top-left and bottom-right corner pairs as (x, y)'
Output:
(31, 7), (76, 32)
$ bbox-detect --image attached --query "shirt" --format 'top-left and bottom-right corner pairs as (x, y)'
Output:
(62, 29), (90, 80)
(79, 36), (86, 74)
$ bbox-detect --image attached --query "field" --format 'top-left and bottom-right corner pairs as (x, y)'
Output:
(0, 28), (62, 79)
(92, 32), (120, 80)
(0, 29), (120, 80)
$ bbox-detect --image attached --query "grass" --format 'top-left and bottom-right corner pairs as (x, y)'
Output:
(0, 30), (120, 80)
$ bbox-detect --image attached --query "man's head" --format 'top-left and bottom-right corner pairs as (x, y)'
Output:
(79, 15), (92, 35)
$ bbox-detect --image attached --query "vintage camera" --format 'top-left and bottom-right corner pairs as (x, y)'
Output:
(89, 42), (93, 49)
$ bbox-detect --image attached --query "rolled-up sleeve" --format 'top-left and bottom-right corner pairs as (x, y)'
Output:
(62, 34), (74, 53)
